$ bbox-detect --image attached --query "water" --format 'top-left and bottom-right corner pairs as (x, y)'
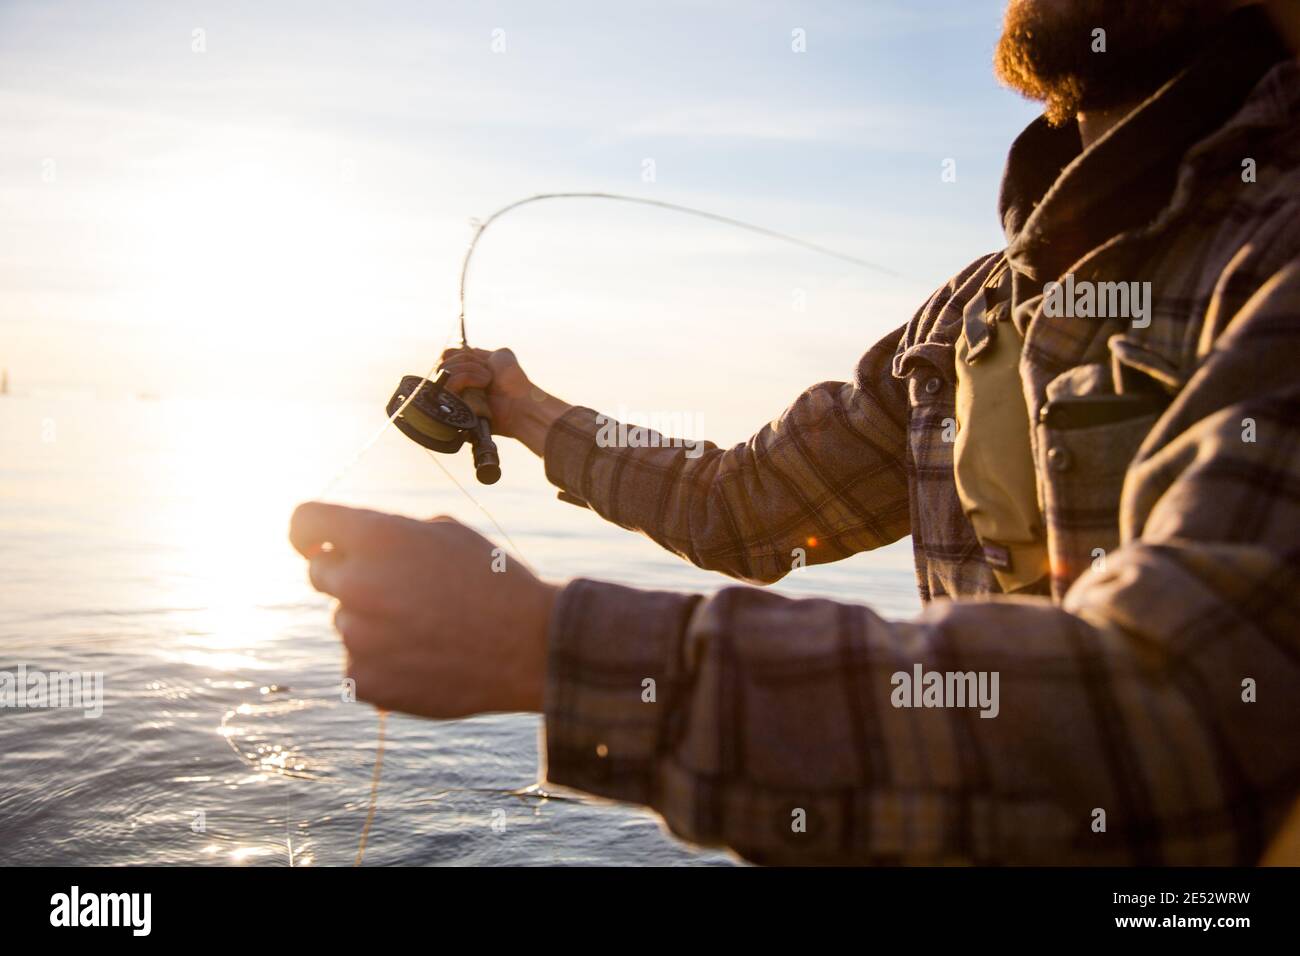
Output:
(0, 392), (919, 866)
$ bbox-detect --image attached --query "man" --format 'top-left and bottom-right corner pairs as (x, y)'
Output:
(290, 1), (1300, 864)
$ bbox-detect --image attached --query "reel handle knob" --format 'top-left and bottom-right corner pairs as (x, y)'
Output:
(460, 387), (502, 485)
(470, 428), (502, 485)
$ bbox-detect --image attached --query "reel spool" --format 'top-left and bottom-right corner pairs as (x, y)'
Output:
(386, 372), (502, 484)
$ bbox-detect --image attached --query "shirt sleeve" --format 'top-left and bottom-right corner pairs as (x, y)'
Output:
(542, 325), (912, 584)
(541, 260), (1300, 865)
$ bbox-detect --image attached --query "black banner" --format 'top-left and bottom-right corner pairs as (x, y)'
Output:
(4, 866), (1293, 941)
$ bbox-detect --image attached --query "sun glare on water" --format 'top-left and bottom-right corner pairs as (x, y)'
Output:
(125, 399), (332, 666)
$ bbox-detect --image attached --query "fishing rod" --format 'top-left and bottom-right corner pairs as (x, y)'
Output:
(383, 192), (910, 485)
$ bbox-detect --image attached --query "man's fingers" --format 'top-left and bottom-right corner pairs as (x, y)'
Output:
(345, 659), (384, 709)
(333, 605), (389, 654)
(308, 551), (345, 596)
(438, 357), (486, 373)
(289, 501), (397, 558)
(441, 363), (491, 394)
(308, 553), (397, 615)
(438, 346), (492, 363)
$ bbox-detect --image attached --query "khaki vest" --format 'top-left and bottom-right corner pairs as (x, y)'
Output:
(952, 264), (1049, 593)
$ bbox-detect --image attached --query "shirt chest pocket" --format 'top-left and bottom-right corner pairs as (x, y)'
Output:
(1035, 388), (1168, 598)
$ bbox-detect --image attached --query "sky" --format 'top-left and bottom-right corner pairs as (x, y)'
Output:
(0, 0), (1040, 443)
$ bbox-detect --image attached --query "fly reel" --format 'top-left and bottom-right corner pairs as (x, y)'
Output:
(386, 372), (502, 484)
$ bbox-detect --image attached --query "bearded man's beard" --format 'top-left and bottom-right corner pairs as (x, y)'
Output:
(993, 0), (1232, 126)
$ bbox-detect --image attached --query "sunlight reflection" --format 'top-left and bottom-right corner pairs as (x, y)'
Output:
(230, 845), (277, 863)
(131, 400), (323, 664)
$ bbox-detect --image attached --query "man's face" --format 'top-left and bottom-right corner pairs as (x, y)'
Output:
(994, 0), (1236, 125)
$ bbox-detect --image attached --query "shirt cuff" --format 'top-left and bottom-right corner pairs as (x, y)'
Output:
(542, 577), (702, 807)
(542, 405), (604, 505)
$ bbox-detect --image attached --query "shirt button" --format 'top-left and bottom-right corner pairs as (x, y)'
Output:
(1047, 446), (1074, 473)
(924, 377), (942, 395)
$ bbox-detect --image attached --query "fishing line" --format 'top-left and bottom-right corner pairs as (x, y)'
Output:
(317, 191), (908, 865)
(353, 708), (388, 865)
(423, 448), (533, 574)
(453, 191), (914, 345)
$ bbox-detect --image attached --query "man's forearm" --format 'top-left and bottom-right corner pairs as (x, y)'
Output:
(542, 547), (1300, 865)
(537, 327), (914, 582)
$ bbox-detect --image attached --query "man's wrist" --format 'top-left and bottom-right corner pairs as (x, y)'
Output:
(541, 579), (701, 805)
(515, 387), (572, 457)
(516, 579), (560, 713)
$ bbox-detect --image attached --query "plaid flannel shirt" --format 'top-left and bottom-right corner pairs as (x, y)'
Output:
(540, 9), (1300, 864)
